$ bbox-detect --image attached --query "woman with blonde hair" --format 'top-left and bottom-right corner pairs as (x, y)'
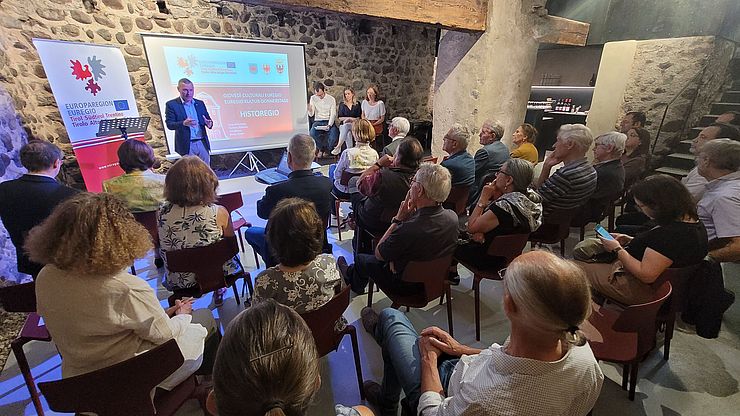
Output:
(28, 192), (217, 386)
(510, 123), (539, 164)
(331, 86), (363, 155)
(158, 156), (242, 306)
(333, 118), (380, 199)
(361, 250), (603, 416)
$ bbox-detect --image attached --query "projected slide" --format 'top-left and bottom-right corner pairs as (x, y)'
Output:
(142, 34), (309, 155)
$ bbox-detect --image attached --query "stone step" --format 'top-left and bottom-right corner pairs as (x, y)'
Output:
(665, 152), (696, 171)
(712, 102), (740, 115)
(699, 114), (719, 126)
(721, 91), (740, 103)
(733, 80), (740, 90)
(688, 126), (703, 139)
(678, 139), (694, 153)
(655, 166), (690, 179)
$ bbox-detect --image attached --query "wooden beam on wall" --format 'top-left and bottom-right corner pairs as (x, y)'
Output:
(245, 0), (488, 32)
(536, 16), (590, 46)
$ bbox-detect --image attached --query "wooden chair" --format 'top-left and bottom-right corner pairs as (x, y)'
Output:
(422, 155), (438, 164)
(332, 169), (362, 241)
(455, 233), (530, 341)
(653, 264), (701, 360)
(131, 210), (160, 275)
(0, 281), (49, 416)
(442, 185), (471, 216)
(165, 235), (251, 306)
(38, 339), (207, 416)
(300, 285), (364, 399)
(582, 282), (672, 400)
(366, 254), (456, 336)
(217, 191), (253, 256)
(528, 207), (579, 256)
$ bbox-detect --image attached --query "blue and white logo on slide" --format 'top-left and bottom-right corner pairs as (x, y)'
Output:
(163, 46), (290, 86)
(114, 100), (129, 111)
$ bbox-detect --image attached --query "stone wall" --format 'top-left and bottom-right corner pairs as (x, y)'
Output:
(618, 36), (735, 158)
(0, 0), (436, 184)
(0, 86), (30, 285)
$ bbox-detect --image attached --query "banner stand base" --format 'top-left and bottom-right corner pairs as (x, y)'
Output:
(228, 151), (267, 177)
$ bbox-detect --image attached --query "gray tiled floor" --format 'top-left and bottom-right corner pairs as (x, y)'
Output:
(1, 174), (739, 415)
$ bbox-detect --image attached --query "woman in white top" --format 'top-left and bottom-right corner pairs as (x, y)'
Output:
(333, 119), (380, 199)
(360, 250), (604, 416)
(361, 85), (386, 140)
(29, 192), (217, 389)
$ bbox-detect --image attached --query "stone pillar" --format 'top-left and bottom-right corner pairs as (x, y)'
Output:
(432, 0), (544, 158)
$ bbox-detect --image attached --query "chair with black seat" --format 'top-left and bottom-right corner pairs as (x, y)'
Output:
(332, 169), (363, 241)
(216, 191), (253, 260)
(653, 264), (701, 360)
(300, 284), (364, 399)
(582, 281), (672, 400)
(366, 254), (456, 336)
(528, 206), (579, 256)
(442, 185), (471, 216)
(0, 281), (49, 416)
(455, 233), (530, 341)
(38, 339), (208, 416)
(130, 210), (160, 275)
(571, 199), (618, 242)
(165, 235), (251, 306)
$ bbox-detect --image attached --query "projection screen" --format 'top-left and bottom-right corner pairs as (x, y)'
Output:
(141, 33), (309, 155)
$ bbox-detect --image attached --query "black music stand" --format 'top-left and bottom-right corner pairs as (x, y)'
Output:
(97, 117), (150, 139)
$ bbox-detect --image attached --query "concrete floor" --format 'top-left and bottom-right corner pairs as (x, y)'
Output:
(1, 173), (739, 415)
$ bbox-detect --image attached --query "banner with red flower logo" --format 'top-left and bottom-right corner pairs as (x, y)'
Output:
(33, 39), (140, 192)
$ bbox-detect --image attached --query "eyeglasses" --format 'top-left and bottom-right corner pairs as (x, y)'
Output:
(498, 268), (507, 279)
(443, 137), (457, 142)
(496, 170), (512, 177)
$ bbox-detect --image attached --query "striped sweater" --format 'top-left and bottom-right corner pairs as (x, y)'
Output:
(538, 158), (597, 218)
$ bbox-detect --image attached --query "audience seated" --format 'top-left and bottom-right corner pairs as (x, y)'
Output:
(618, 111), (647, 133)
(27, 192), (218, 386)
(0, 140), (78, 279)
(308, 81), (339, 157)
(246, 134), (333, 267)
(576, 174), (708, 305)
(381, 117), (411, 156)
(102, 139), (165, 213)
(440, 124), (475, 188)
(333, 119), (379, 200)
(510, 123), (539, 164)
(360, 251), (604, 416)
(621, 127), (651, 189)
(158, 156), (242, 305)
(353, 137), (423, 238)
(254, 198), (345, 329)
(468, 119), (510, 205)
(697, 139), (740, 262)
(455, 159), (542, 270)
(534, 123), (597, 218)
(683, 122), (740, 201)
(586, 132), (626, 220)
(331, 86), (363, 155)
(343, 163), (458, 295)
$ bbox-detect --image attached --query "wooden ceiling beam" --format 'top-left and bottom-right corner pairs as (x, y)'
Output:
(245, 0), (488, 32)
(536, 15), (590, 46)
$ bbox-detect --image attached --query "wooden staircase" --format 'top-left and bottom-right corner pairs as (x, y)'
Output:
(655, 49), (740, 179)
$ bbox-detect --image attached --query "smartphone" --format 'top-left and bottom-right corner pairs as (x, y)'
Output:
(594, 224), (614, 240)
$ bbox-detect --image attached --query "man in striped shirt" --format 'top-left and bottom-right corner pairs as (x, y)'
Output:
(534, 124), (597, 218)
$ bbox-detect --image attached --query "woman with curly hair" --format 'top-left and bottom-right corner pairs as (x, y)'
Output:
(27, 192), (218, 386)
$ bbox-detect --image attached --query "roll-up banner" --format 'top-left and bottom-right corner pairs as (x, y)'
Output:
(33, 39), (141, 192)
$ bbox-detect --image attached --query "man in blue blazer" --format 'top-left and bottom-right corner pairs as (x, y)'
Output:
(165, 78), (214, 165)
(0, 141), (79, 279)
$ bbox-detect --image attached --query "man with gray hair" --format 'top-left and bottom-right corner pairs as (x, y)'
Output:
(586, 131), (626, 220)
(697, 139), (740, 262)
(246, 134), (333, 266)
(469, 119), (510, 205)
(165, 78), (214, 165)
(534, 124), (597, 218)
(441, 124), (475, 188)
(382, 117), (411, 157)
(340, 163), (459, 295)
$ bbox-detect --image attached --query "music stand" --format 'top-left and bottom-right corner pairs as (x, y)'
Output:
(97, 117), (150, 139)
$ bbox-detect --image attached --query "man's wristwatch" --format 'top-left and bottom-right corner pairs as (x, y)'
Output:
(391, 217), (403, 225)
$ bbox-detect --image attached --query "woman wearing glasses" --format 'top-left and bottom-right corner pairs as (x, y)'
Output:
(453, 158), (542, 274)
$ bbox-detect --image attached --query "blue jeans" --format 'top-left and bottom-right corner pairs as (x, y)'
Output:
(373, 308), (459, 416)
(244, 226), (277, 268)
(310, 120), (340, 152)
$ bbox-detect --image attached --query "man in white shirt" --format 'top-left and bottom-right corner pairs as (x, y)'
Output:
(381, 117), (410, 156)
(307, 82), (338, 157)
(682, 123), (740, 201)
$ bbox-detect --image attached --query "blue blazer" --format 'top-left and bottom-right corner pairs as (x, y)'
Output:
(165, 97), (212, 156)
